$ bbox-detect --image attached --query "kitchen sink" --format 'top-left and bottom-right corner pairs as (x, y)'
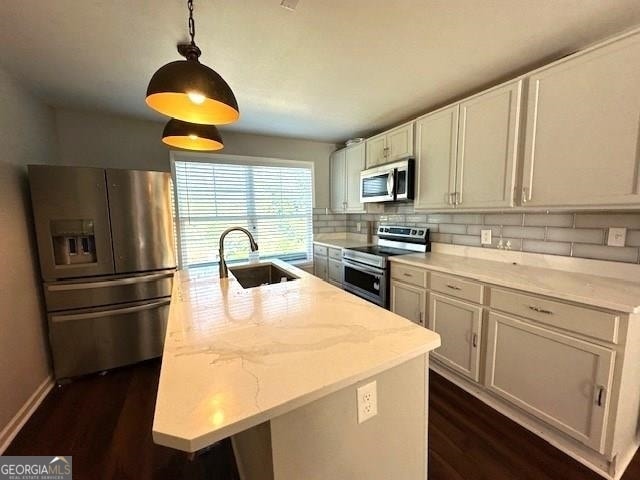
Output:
(229, 263), (299, 289)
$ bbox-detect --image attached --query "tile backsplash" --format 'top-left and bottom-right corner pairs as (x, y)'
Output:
(313, 207), (640, 264)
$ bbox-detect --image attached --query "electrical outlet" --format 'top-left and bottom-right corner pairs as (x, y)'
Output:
(607, 227), (627, 247)
(356, 222), (362, 233)
(357, 381), (377, 424)
(480, 229), (492, 245)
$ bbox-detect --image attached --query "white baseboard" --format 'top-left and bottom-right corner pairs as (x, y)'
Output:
(0, 375), (54, 454)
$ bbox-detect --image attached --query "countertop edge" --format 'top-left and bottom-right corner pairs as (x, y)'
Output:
(152, 338), (440, 452)
(389, 255), (640, 314)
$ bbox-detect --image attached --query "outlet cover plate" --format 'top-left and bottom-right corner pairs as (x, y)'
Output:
(607, 227), (627, 247)
(357, 381), (377, 424)
(480, 229), (492, 245)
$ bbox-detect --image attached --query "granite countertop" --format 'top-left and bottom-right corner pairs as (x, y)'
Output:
(390, 252), (640, 314)
(152, 261), (440, 452)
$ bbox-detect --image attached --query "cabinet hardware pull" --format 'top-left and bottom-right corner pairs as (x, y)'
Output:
(446, 284), (462, 291)
(528, 305), (553, 314)
(455, 191), (461, 205)
(403, 273), (413, 277)
(419, 311), (424, 326)
(522, 187), (529, 204)
(472, 333), (478, 348)
(596, 386), (606, 407)
(448, 193), (454, 205)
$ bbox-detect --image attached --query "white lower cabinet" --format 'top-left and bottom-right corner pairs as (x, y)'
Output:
(328, 258), (343, 287)
(428, 292), (482, 382)
(313, 254), (328, 281)
(387, 259), (640, 478)
(390, 280), (426, 326)
(485, 311), (615, 452)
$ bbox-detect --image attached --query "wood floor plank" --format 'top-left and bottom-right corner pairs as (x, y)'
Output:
(4, 359), (639, 480)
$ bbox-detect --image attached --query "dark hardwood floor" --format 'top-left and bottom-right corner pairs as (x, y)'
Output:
(6, 360), (640, 480)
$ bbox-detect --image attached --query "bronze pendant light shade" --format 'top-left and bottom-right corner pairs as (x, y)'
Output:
(146, 0), (239, 128)
(162, 118), (224, 151)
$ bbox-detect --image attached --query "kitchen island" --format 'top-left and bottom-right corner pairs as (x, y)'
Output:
(153, 260), (440, 480)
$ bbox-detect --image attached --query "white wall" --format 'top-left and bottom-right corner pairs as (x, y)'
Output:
(0, 66), (58, 438)
(54, 109), (337, 207)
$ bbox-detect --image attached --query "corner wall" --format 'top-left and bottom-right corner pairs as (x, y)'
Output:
(0, 65), (58, 442)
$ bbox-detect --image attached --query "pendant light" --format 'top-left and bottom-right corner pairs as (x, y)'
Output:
(146, 0), (239, 125)
(162, 119), (224, 151)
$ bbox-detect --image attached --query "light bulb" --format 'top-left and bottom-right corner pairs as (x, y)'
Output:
(188, 134), (199, 140)
(187, 91), (206, 104)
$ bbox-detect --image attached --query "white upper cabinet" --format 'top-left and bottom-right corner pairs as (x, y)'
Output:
(330, 148), (346, 212)
(345, 142), (366, 211)
(521, 32), (640, 208)
(365, 122), (414, 168)
(455, 80), (522, 208)
(330, 144), (365, 213)
(386, 123), (414, 162)
(414, 80), (522, 211)
(414, 105), (459, 210)
(365, 134), (386, 168)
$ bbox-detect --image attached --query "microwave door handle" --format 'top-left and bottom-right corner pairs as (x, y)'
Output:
(387, 172), (395, 198)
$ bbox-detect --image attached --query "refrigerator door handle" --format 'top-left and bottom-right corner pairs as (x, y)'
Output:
(51, 299), (171, 323)
(46, 272), (174, 292)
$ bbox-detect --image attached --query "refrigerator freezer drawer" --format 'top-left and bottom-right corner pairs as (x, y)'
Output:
(44, 270), (174, 311)
(49, 298), (170, 380)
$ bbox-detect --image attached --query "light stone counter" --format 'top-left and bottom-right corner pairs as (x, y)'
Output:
(391, 251), (640, 313)
(313, 232), (372, 249)
(152, 260), (440, 453)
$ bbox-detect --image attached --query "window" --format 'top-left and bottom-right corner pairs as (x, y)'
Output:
(172, 154), (314, 269)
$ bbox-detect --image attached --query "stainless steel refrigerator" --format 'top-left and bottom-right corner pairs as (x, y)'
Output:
(28, 165), (176, 381)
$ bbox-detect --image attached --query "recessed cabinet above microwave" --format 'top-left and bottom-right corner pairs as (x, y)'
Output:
(365, 122), (414, 168)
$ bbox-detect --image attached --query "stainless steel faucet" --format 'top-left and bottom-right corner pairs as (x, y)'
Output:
(218, 227), (259, 278)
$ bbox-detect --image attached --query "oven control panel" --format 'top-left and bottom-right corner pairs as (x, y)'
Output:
(377, 225), (428, 243)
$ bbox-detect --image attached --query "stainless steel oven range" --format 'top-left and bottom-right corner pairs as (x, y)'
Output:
(342, 226), (430, 308)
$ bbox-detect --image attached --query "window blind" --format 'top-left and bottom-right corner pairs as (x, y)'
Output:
(173, 158), (313, 269)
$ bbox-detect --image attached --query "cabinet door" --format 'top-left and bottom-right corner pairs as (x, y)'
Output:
(345, 143), (366, 212)
(390, 281), (426, 326)
(522, 33), (640, 207)
(330, 149), (346, 213)
(455, 80), (521, 208)
(365, 134), (387, 168)
(328, 259), (343, 287)
(428, 292), (482, 381)
(414, 106), (459, 210)
(313, 255), (328, 281)
(387, 123), (414, 162)
(485, 312), (615, 452)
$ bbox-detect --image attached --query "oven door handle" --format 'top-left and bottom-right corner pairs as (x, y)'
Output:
(342, 259), (385, 277)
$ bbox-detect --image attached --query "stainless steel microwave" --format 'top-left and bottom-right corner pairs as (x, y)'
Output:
(359, 158), (415, 203)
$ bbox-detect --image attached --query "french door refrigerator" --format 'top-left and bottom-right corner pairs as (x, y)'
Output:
(28, 165), (176, 381)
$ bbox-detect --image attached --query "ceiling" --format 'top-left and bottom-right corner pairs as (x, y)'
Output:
(1, 1), (639, 142)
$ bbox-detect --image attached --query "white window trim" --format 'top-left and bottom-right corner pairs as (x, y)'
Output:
(169, 150), (316, 269)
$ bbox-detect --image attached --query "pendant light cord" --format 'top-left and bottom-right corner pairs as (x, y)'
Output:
(178, 0), (201, 60)
(187, 0), (196, 46)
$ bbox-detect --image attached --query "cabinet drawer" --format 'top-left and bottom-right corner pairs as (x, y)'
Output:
(431, 273), (483, 304)
(490, 288), (619, 343)
(328, 247), (342, 260)
(391, 263), (427, 288)
(313, 244), (328, 257)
